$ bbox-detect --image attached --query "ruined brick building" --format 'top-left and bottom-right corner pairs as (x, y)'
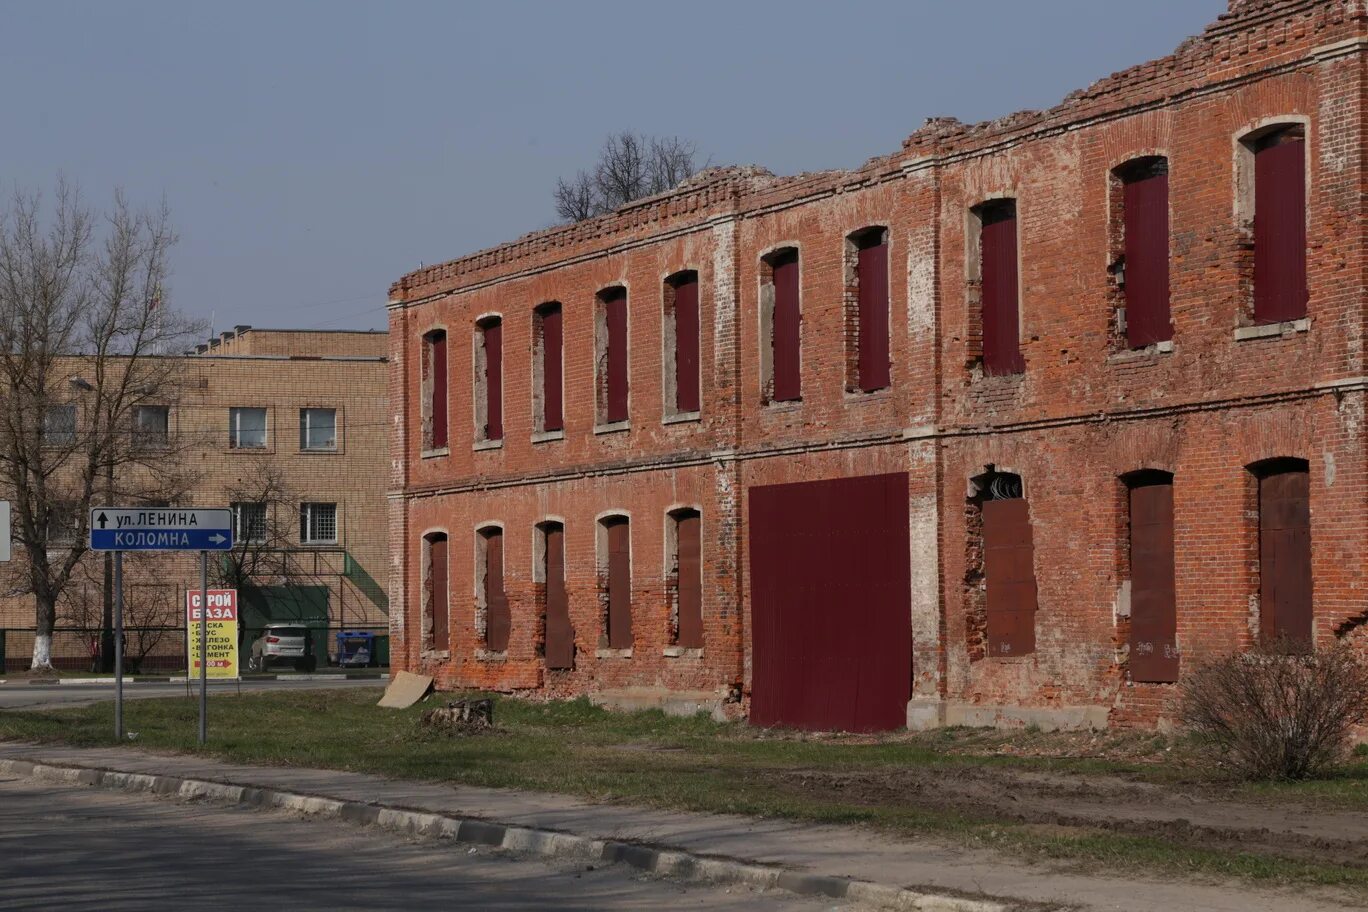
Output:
(387, 0), (1368, 730)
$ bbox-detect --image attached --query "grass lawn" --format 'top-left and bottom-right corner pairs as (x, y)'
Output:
(1, 687), (1366, 893)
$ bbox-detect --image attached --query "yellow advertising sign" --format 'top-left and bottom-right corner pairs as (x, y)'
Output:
(186, 589), (239, 679)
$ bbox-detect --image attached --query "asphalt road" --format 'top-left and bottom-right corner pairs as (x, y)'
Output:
(0, 776), (851, 912)
(0, 676), (382, 711)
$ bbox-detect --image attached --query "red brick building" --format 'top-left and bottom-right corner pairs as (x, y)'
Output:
(387, 0), (1368, 730)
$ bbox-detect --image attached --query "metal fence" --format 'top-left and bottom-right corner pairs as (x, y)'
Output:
(0, 625), (390, 675)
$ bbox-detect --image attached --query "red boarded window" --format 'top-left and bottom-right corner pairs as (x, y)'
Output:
(981, 476), (1035, 656)
(481, 527), (509, 652)
(600, 288), (629, 423)
(1252, 128), (1308, 324)
(424, 532), (449, 650)
(672, 509), (703, 648)
(1256, 459), (1312, 645)
(1120, 159), (1171, 347)
(602, 516), (632, 649)
(1127, 472), (1178, 682)
(669, 272), (700, 414)
(478, 318), (502, 441)
(769, 249), (801, 402)
(978, 201), (1023, 376)
(542, 522), (573, 670)
(855, 230), (890, 392)
(536, 303), (563, 433)
(424, 330), (448, 450)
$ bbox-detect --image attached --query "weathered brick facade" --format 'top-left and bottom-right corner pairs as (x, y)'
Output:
(389, 0), (1368, 728)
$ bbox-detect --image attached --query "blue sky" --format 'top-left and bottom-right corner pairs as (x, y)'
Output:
(0, 1), (1226, 334)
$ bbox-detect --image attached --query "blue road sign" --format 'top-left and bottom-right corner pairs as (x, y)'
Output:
(89, 508), (234, 552)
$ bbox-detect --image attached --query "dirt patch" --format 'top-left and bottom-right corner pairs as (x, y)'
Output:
(774, 764), (1368, 868)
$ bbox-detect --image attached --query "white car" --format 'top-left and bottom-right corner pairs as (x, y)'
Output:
(247, 624), (317, 672)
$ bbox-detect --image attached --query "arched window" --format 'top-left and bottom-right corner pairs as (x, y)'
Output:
(536, 521), (573, 669)
(474, 316), (502, 443)
(664, 271), (700, 417)
(761, 248), (801, 402)
(668, 509), (702, 648)
(596, 287), (629, 424)
(847, 227), (890, 393)
(422, 330), (448, 450)
(533, 303), (563, 434)
(422, 532), (449, 651)
(1123, 470), (1177, 682)
(1113, 157), (1171, 347)
(476, 525), (508, 651)
(598, 514), (632, 648)
(970, 200), (1023, 376)
(1251, 458), (1312, 645)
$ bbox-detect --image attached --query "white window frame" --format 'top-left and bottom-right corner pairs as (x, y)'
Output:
(231, 502), (267, 544)
(300, 502), (338, 545)
(229, 407), (268, 450)
(299, 408), (338, 452)
(135, 404), (170, 447)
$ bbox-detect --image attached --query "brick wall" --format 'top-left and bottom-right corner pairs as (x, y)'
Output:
(389, 0), (1368, 728)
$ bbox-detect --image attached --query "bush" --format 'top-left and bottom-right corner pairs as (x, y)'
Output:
(1181, 640), (1368, 780)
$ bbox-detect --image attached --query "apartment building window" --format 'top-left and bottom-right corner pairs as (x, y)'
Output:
(299, 502), (337, 545)
(1115, 158), (1172, 347)
(848, 228), (891, 393)
(423, 532), (450, 652)
(134, 405), (170, 448)
(1255, 458), (1312, 646)
(422, 329), (448, 451)
(972, 200), (1023, 376)
(229, 407), (267, 449)
(1125, 471), (1178, 682)
(533, 302), (563, 434)
(47, 500), (78, 546)
(43, 405), (77, 447)
(761, 248), (801, 403)
(599, 514), (632, 649)
(299, 408), (337, 451)
(477, 526), (510, 652)
(475, 316), (503, 443)
(669, 509), (703, 649)
(664, 271), (700, 416)
(1245, 125), (1309, 324)
(597, 287), (629, 425)
(231, 502), (267, 544)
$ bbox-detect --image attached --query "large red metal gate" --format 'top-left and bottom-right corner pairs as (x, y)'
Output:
(749, 473), (911, 732)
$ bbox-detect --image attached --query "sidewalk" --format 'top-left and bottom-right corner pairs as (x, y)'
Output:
(0, 671), (389, 686)
(0, 741), (1356, 912)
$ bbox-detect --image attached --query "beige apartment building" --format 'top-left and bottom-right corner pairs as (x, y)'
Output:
(0, 327), (390, 672)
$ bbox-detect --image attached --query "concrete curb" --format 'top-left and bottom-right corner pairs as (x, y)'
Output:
(0, 755), (1013, 912)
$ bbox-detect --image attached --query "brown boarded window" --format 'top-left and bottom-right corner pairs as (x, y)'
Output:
(669, 272), (700, 414)
(977, 200), (1024, 376)
(770, 249), (801, 401)
(480, 527), (509, 652)
(600, 287), (629, 423)
(541, 522), (573, 670)
(1119, 158), (1171, 347)
(981, 476), (1035, 656)
(536, 303), (563, 433)
(602, 515), (632, 649)
(1127, 472), (1178, 682)
(1252, 128), (1308, 324)
(672, 509), (703, 648)
(424, 532), (449, 650)
(424, 330), (448, 450)
(1256, 459), (1312, 645)
(478, 318), (502, 441)
(855, 229), (891, 392)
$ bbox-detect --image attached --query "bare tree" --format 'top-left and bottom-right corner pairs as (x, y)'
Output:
(553, 132), (704, 222)
(59, 561), (180, 673)
(0, 182), (200, 670)
(214, 453), (298, 594)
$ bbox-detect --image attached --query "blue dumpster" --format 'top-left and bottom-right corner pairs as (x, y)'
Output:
(336, 631), (375, 667)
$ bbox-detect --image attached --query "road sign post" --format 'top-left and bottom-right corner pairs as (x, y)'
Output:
(89, 508), (233, 745)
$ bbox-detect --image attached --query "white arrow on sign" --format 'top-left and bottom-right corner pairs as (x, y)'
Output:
(208, 533), (227, 545)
